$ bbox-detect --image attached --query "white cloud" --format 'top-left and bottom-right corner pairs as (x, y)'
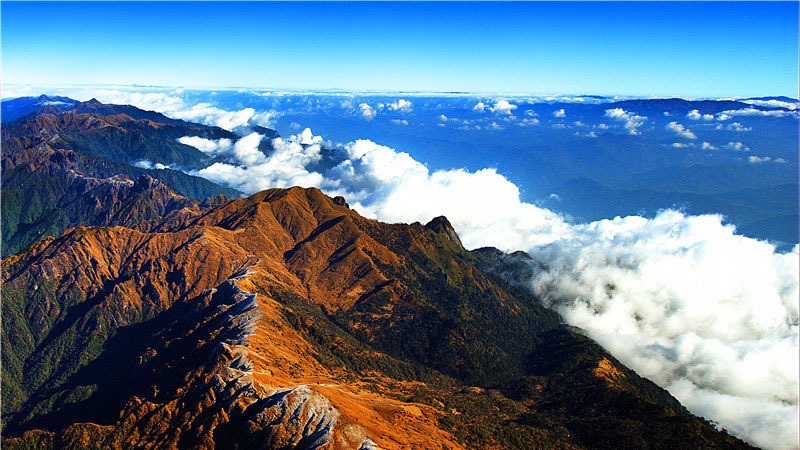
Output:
(474, 99), (519, 115)
(604, 108), (646, 135)
(553, 108), (566, 118)
(391, 119), (409, 126)
(747, 156), (786, 164)
(387, 98), (413, 112)
(722, 142), (750, 152)
(297, 127), (323, 146)
(358, 103), (377, 121)
(516, 118), (540, 127)
(725, 122), (752, 132)
(671, 142), (692, 149)
(178, 132), (265, 166)
(491, 99), (518, 115)
(437, 114), (448, 122)
(178, 136), (234, 155)
(722, 108), (799, 118)
(528, 213), (798, 450)
(667, 121), (697, 139)
(702, 142), (717, 150)
(170, 104), (278, 132)
(740, 99), (798, 110)
(687, 109), (715, 121)
(133, 160), (169, 170)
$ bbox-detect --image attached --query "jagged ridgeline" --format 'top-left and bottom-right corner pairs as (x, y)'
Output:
(1, 97), (754, 449)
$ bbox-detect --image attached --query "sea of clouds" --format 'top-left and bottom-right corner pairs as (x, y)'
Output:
(6, 86), (798, 449)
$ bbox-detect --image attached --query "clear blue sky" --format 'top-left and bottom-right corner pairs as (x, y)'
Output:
(2, 1), (798, 97)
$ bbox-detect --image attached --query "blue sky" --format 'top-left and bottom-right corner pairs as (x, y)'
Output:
(2, 1), (798, 97)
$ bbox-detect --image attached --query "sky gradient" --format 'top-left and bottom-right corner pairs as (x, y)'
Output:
(2, 1), (798, 97)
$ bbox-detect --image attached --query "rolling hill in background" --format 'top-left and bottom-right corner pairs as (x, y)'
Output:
(0, 98), (755, 449)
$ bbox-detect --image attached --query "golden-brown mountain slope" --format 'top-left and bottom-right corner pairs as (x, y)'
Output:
(2, 187), (753, 450)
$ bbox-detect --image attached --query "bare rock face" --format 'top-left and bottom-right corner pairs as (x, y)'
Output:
(332, 196), (349, 209)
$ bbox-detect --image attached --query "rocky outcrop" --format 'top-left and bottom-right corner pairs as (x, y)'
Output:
(424, 216), (463, 248)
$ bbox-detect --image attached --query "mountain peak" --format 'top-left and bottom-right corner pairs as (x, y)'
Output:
(83, 98), (104, 106)
(424, 215), (463, 248)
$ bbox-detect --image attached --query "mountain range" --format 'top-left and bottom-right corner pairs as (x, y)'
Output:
(1, 97), (756, 449)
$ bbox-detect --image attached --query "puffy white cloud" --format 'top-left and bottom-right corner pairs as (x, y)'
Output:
(178, 136), (234, 155)
(171, 104), (278, 132)
(437, 114), (448, 122)
(671, 142), (693, 149)
(740, 99), (798, 110)
(604, 108), (646, 135)
(722, 142), (750, 152)
(747, 156), (787, 164)
(474, 100), (518, 115)
(722, 108), (799, 118)
(391, 119), (409, 125)
(491, 99), (518, 114)
(387, 98), (413, 112)
(553, 108), (566, 118)
(702, 142), (717, 150)
(190, 132), (323, 192)
(724, 122), (752, 132)
(133, 160), (169, 170)
(667, 121), (697, 139)
(358, 103), (377, 121)
(515, 118), (540, 127)
(687, 109), (715, 121)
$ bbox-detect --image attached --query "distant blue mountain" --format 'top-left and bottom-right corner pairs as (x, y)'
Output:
(1, 94), (80, 122)
(740, 96), (798, 103)
(607, 98), (775, 114)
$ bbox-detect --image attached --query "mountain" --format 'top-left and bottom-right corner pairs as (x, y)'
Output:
(1, 98), (755, 449)
(740, 96), (798, 103)
(1, 185), (752, 449)
(605, 98), (779, 114)
(2, 107), (239, 169)
(1, 95), (81, 123)
(544, 169), (799, 247)
(0, 98), (247, 256)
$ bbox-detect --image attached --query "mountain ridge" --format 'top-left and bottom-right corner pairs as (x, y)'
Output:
(2, 185), (753, 449)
